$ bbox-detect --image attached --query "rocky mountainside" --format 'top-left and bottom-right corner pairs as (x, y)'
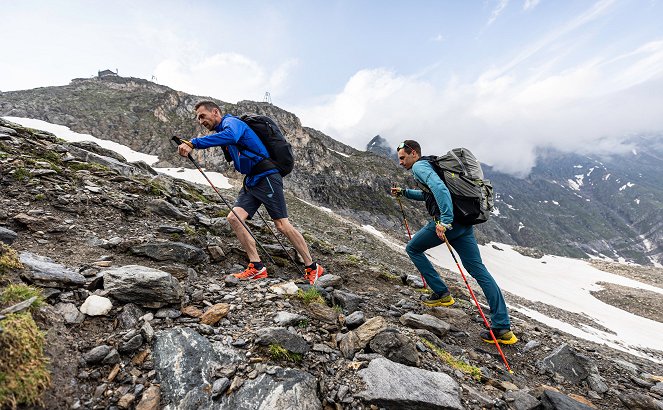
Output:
(1, 75), (661, 266)
(2, 118), (663, 409)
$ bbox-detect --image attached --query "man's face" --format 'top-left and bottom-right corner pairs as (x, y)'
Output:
(195, 106), (220, 131)
(398, 148), (418, 170)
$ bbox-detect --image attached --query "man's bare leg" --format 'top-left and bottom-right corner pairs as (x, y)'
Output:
(273, 218), (313, 265)
(226, 207), (260, 262)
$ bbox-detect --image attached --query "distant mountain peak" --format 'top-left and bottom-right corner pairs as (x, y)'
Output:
(366, 135), (396, 161)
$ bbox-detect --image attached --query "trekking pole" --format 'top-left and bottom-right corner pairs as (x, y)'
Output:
(441, 233), (513, 373)
(171, 136), (275, 265)
(254, 209), (306, 276)
(392, 183), (427, 288)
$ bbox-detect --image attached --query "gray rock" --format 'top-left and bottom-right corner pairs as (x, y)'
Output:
(406, 274), (424, 288)
(540, 389), (594, 409)
(66, 144), (144, 177)
(54, 302), (85, 324)
(218, 367), (321, 410)
(147, 199), (190, 221)
(314, 274), (342, 289)
(345, 311), (365, 329)
(399, 312), (450, 338)
(117, 303), (144, 329)
(463, 384), (496, 408)
(618, 393), (663, 410)
(0, 227), (18, 245)
(652, 382), (663, 395)
(119, 334), (143, 353)
(102, 349), (120, 365)
(586, 373), (608, 394)
(338, 316), (388, 359)
(0, 296), (37, 314)
(523, 340), (541, 353)
(504, 389), (540, 410)
(332, 289), (363, 314)
(254, 327), (310, 355)
(19, 252), (86, 288)
(357, 357), (462, 409)
(154, 328), (243, 410)
(155, 308), (182, 319)
(130, 241), (208, 265)
(211, 377), (231, 398)
(274, 311), (306, 326)
(158, 225), (185, 234)
(369, 329), (420, 367)
(103, 265), (183, 308)
(612, 358), (640, 376)
(538, 344), (596, 384)
(141, 321), (155, 343)
(83, 345), (112, 364)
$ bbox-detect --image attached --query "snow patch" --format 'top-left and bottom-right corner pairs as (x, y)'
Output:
(328, 148), (350, 157)
(619, 182), (635, 191)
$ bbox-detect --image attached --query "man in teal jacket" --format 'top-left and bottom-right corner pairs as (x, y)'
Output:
(178, 101), (324, 284)
(392, 140), (517, 344)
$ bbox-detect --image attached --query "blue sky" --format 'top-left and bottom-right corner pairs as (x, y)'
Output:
(2, 0), (662, 175)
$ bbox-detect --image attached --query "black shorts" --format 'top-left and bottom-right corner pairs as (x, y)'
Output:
(234, 173), (288, 220)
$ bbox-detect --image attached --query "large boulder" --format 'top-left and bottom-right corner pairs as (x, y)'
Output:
(19, 252), (85, 288)
(357, 357), (462, 410)
(103, 265), (183, 308)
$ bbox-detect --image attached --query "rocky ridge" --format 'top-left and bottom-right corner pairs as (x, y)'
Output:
(1, 117), (663, 409)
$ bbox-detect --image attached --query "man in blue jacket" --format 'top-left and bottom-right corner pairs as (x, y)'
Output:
(391, 140), (517, 344)
(178, 101), (325, 284)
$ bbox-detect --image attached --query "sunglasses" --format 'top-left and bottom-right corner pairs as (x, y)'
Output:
(397, 142), (414, 152)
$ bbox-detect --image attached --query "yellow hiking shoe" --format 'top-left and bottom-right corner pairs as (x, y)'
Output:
(480, 328), (518, 345)
(421, 291), (455, 307)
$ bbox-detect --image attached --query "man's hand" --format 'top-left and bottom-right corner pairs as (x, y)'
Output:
(178, 141), (193, 157)
(435, 223), (447, 240)
(391, 187), (404, 197)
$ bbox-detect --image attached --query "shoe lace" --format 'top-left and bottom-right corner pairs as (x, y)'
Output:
(236, 264), (258, 278)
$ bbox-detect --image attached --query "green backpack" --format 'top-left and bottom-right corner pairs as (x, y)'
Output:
(428, 148), (494, 225)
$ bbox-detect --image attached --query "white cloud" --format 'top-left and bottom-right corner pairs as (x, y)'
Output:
(154, 53), (297, 103)
(486, 0), (510, 27)
(431, 34), (445, 42)
(523, 0), (540, 11)
(294, 35), (663, 176)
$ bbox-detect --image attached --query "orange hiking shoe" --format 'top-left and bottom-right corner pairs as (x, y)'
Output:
(304, 263), (325, 285)
(232, 263), (268, 280)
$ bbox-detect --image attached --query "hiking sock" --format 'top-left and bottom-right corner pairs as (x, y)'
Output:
(306, 262), (317, 270)
(251, 261), (265, 270)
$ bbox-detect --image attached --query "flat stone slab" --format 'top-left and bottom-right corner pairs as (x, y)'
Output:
(358, 357), (462, 410)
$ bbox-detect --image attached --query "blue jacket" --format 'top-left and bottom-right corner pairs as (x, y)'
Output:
(190, 114), (278, 187)
(404, 159), (454, 225)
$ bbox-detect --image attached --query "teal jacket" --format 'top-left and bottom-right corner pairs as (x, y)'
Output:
(403, 159), (454, 225)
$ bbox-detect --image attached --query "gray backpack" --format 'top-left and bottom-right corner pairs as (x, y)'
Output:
(428, 148), (494, 225)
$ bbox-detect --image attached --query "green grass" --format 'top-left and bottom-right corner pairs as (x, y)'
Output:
(295, 287), (325, 305)
(378, 271), (401, 283)
(422, 338), (482, 381)
(12, 167), (30, 182)
(34, 194), (46, 201)
(268, 344), (302, 363)
(1, 284), (44, 311)
(0, 244), (23, 277)
(0, 312), (51, 408)
(344, 255), (361, 266)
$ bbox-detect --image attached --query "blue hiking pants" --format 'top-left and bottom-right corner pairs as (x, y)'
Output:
(405, 221), (511, 329)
